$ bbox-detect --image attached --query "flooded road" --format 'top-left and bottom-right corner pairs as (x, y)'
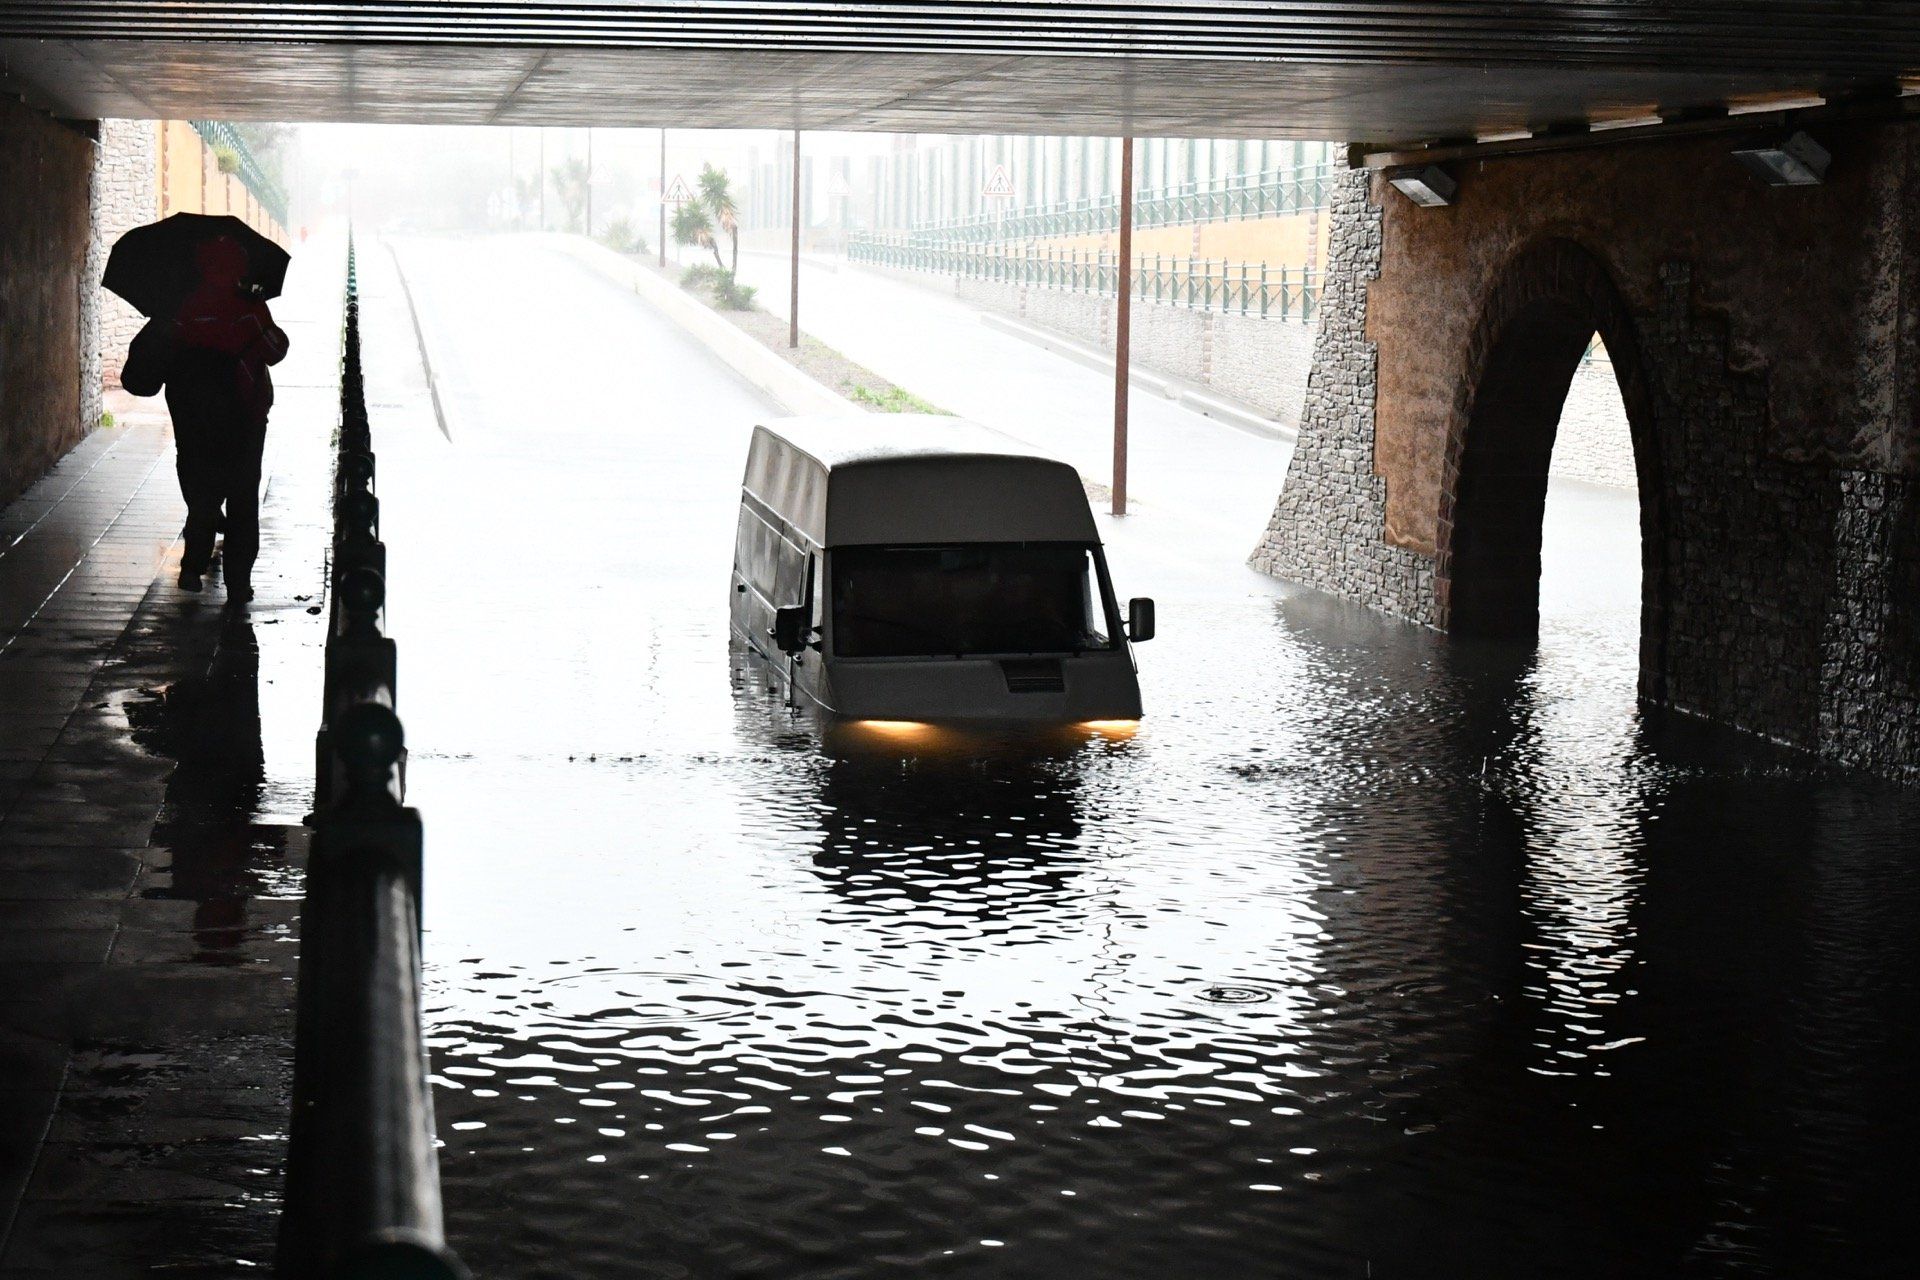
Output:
(363, 237), (1919, 1278)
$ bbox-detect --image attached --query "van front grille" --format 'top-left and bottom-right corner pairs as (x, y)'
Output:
(1001, 659), (1066, 693)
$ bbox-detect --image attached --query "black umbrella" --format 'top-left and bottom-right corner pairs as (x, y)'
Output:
(103, 213), (291, 318)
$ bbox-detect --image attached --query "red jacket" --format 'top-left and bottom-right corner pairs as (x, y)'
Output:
(172, 239), (290, 422)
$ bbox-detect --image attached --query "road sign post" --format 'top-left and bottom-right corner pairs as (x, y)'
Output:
(662, 170), (693, 267)
(983, 161), (1015, 235)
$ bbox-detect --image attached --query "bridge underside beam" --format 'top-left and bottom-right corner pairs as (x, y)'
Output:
(3, 1), (1919, 136)
(6, 37), (1902, 138)
(1256, 116), (1920, 780)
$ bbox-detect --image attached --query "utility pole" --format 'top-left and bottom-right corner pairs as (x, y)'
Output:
(585, 126), (594, 238)
(1112, 135), (1134, 517)
(658, 128), (667, 269)
(790, 129), (802, 350)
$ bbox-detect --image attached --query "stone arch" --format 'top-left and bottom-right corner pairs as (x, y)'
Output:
(1434, 237), (1669, 700)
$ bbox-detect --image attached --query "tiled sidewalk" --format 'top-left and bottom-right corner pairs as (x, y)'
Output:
(1, 248), (340, 1275)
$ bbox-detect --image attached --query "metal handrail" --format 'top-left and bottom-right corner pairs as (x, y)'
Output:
(281, 237), (467, 1280)
(191, 120), (291, 228)
(901, 161), (1335, 244)
(847, 235), (1320, 322)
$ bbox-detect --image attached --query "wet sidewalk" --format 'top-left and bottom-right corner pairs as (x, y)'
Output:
(0, 240), (341, 1275)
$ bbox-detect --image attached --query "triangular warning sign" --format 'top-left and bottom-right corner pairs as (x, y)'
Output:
(663, 174), (694, 204)
(982, 163), (1015, 198)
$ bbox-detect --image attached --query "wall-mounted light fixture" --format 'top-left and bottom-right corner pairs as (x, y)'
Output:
(1385, 164), (1458, 207)
(1731, 131), (1830, 185)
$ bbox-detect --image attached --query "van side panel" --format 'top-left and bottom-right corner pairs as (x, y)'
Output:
(743, 427), (829, 546)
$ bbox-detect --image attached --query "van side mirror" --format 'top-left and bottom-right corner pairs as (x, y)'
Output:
(772, 605), (811, 654)
(1126, 597), (1155, 643)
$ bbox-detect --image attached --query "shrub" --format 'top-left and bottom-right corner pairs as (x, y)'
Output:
(212, 143), (241, 175)
(598, 217), (646, 256)
(98, 411), (116, 429)
(679, 264), (756, 310)
(714, 272), (757, 311)
(845, 383), (944, 414)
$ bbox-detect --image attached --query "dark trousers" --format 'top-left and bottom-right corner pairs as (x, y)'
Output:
(165, 355), (269, 589)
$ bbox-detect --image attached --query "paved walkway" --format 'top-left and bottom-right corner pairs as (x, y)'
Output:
(0, 237), (341, 1276)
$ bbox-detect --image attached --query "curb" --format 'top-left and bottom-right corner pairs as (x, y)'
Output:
(979, 312), (1297, 444)
(541, 235), (851, 417)
(386, 241), (453, 441)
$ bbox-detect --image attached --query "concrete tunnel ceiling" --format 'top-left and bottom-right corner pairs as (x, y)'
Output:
(1, 2), (1919, 144)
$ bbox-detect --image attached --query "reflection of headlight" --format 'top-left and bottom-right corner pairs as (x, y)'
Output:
(1080, 719), (1139, 739)
(851, 719), (933, 736)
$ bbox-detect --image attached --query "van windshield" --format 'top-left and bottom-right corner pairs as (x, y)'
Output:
(832, 542), (1116, 658)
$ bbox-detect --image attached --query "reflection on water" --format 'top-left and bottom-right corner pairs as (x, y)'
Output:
(419, 584), (1919, 1280)
(127, 613), (302, 961)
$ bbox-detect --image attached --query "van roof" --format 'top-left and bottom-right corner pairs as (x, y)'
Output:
(761, 414), (1061, 470)
(746, 415), (1099, 546)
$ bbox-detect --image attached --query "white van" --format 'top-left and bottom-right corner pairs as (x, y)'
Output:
(730, 415), (1153, 724)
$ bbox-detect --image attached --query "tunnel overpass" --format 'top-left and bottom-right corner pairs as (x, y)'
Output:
(3, 3), (1920, 1275)
(2, 1), (1918, 778)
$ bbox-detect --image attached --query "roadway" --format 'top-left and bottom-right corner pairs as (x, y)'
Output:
(730, 247), (1294, 571)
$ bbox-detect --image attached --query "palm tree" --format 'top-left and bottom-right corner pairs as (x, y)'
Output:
(552, 157), (591, 233)
(672, 200), (724, 271)
(697, 163), (740, 274)
(513, 174), (539, 228)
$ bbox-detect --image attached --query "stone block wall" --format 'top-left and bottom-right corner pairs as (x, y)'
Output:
(1821, 471), (1920, 781)
(950, 274), (1319, 426)
(93, 119), (159, 390)
(1639, 261), (1833, 742)
(1248, 169), (1436, 621)
(1253, 122), (1920, 780)
(1, 96), (98, 507)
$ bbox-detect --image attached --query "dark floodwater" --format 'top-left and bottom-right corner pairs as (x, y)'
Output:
(369, 241), (1920, 1279)
(418, 589), (1920, 1280)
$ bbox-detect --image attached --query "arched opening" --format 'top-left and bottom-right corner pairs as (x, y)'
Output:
(1437, 240), (1666, 703)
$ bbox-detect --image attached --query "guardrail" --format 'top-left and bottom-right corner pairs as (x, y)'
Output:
(848, 235), (1320, 322)
(192, 120), (292, 228)
(902, 161), (1335, 244)
(280, 238), (467, 1280)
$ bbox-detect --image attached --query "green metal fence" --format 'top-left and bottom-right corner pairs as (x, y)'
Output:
(848, 236), (1320, 322)
(907, 161), (1335, 245)
(191, 120), (290, 228)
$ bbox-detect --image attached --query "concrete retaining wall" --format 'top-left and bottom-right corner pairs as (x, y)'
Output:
(1548, 355), (1638, 490)
(949, 275), (1320, 427)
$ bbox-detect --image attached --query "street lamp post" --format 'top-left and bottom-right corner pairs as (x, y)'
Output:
(790, 129), (802, 350)
(1112, 135), (1134, 517)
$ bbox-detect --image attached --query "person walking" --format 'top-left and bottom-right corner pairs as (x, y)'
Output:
(157, 235), (289, 601)
(108, 214), (293, 605)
